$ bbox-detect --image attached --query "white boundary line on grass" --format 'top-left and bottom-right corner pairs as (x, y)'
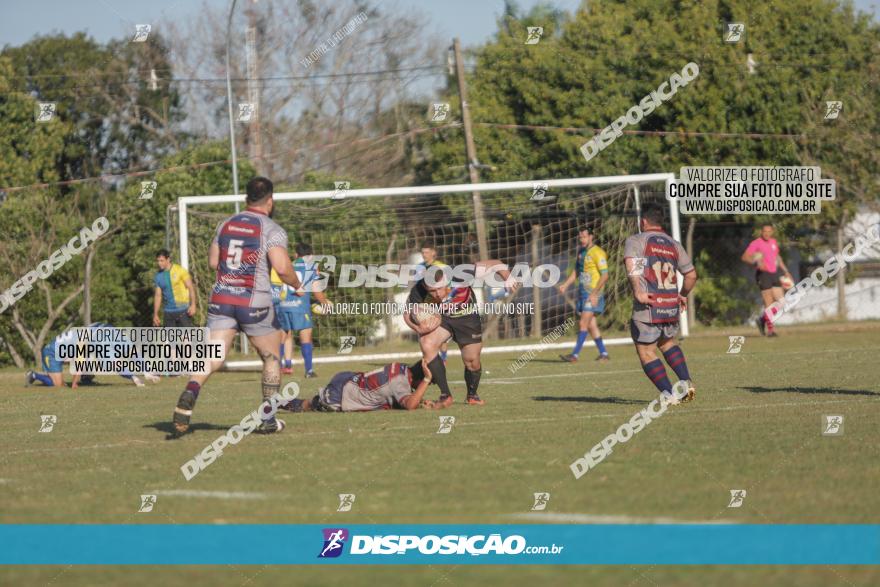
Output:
(507, 512), (739, 525)
(221, 337), (632, 370)
(147, 489), (270, 500)
(219, 334), (877, 370)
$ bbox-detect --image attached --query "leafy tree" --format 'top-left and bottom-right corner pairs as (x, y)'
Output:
(418, 0), (879, 328)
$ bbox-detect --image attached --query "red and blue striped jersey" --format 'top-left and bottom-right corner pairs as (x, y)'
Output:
(210, 209), (289, 308)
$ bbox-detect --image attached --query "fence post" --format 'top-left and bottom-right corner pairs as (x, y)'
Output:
(686, 217), (696, 330)
(531, 224), (543, 337)
(385, 234), (398, 342)
(837, 223), (847, 320)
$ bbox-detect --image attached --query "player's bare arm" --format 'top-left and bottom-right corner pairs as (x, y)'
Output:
(558, 267), (578, 293)
(474, 259), (517, 292)
(312, 289), (332, 312)
(152, 286), (162, 326)
(591, 271), (609, 305)
(678, 268), (698, 311)
(208, 241), (220, 270)
(399, 359), (434, 410)
(625, 257), (653, 305)
(184, 277), (197, 316)
(267, 246), (302, 290)
(777, 257), (793, 278)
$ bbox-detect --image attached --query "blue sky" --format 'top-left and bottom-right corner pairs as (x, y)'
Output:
(3, 0), (874, 50)
(0, 0), (582, 48)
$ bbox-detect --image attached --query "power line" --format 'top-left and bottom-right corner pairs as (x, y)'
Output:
(0, 68), (448, 98)
(474, 122), (807, 140)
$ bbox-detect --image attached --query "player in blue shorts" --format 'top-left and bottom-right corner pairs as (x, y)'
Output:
(558, 227), (611, 362)
(25, 322), (158, 388)
(270, 243), (331, 377)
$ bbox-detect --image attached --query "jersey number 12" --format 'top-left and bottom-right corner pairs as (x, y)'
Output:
(651, 261), (676, 290)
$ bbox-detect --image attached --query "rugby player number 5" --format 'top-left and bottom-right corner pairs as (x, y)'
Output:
(226, 239), (244, 270)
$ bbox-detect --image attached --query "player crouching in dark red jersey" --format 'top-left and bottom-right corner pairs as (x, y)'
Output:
(278, 359), (448, 412)
(403, 263), (507, 407)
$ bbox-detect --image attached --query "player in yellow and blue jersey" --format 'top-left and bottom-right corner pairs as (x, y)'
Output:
(152, 250), (197, 327)
(271, 243), (331, 377)
(558, 227), (611, 362)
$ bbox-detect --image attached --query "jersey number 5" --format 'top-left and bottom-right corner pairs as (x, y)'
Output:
(226, 239), (244, 269)
(651, 261), (676, 290)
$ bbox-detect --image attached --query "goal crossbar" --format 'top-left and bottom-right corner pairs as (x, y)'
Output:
(178, 173), (678, 268)
(175, 173), (688, 363)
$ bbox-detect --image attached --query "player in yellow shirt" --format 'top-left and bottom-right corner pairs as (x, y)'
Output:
(153, 250), (197, 327)
(558, 227), (610, 362)
(270, 243), (331, 376)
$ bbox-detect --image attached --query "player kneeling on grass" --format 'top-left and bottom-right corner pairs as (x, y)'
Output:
(623, 205), (697, 404)
(25, 322), (160, 388)
(279, 359), (443, 412)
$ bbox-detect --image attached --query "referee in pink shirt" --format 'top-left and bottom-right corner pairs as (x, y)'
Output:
(741, 224), (794, 336)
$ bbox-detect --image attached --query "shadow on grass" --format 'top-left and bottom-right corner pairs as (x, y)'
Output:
(532, 395), (643, 405)
(737, 385), (880, 397)
(143, 421), (232, 441)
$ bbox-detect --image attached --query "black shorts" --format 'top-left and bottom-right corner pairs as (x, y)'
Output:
(756, 270), (782, 291)
(439, 313), (483, 346)
(163, 310), (193, 328)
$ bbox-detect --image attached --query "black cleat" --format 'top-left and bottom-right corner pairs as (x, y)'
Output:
(756, 316), (766, 336)
(256, 419), (286, 434)
(305, 371), (318, 379)
(279, 398), (305, 413)
(596, 354), (610, 362)
(559, 353), (578, 363)
(171, 390), (196, 437)
(25, 370), (35, 387)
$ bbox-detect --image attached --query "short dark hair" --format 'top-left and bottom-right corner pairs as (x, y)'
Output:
(578, 226), (593, 235)
(420, 241), (436, 251)
(246, 176), (274, 204)
(408, 360), (426, 390)
(156, 249), (171, 259)
(640, 204), (664, 226)
(295, 242), (313, 257)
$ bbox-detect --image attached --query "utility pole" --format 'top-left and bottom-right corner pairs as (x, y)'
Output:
(245, 2), (264, 176)
(224, 0), (240, 211)
(452, 38), (489, 262)
(837, 221), (847, 320)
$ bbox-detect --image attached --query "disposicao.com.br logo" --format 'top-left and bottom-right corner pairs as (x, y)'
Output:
(318, 529), (564, 558)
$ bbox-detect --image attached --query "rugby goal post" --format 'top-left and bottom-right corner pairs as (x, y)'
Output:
(175, 173), (686, 368)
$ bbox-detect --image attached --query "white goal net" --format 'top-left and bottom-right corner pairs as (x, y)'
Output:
(172, 174), (683, 367)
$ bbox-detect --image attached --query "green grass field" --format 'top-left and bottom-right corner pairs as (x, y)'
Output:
(2, 322), (879, 585)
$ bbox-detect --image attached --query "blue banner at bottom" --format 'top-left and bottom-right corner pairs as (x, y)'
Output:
(1, 524), (877, 565)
